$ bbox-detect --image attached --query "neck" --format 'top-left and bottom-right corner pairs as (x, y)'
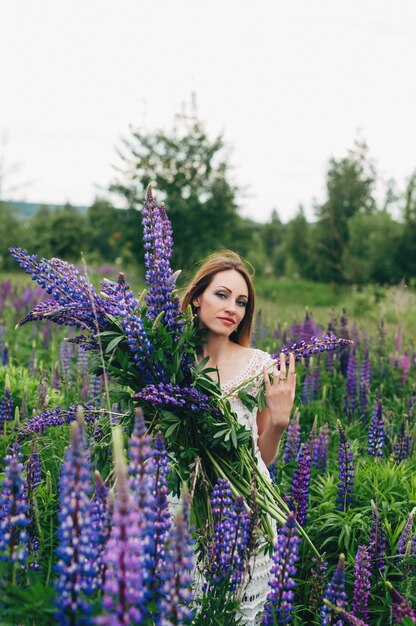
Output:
(201, 333), (234, 365)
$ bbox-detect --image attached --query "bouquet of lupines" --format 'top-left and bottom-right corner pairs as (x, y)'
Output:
(9, 185), (351, 552)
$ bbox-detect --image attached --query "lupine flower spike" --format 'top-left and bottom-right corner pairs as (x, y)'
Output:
(367, 399), (385, 457)
(287, 443), (312, 526)
(352, 545), (371, 621)
(368, 500), (387, 574)
(386, 581), (416, 624)
(54, 412), (98, 624)
(323, 602), (369, 626)
(337, 421), (355, 511)
(320, 553), (347, 626)
(283, 409), (301, 464)
(263, 512), (301, 625)
(0, 374), (14, 433)
(345, 348), (358, 415)
(359, 347), (371, 420)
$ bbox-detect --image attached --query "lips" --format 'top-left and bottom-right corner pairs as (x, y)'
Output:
(217, 317), (235, 325)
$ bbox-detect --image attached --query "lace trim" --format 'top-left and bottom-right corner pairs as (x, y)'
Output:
(221, 348), (274, 396)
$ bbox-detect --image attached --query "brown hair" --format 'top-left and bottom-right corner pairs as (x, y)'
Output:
(181, 250), (255, 347)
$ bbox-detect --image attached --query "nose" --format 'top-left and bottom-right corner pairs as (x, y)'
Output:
(225, 300), (236, 314)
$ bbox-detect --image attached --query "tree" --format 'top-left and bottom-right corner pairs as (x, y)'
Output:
(0, 202), (24, 269)
(110, 100), (242, 271)
(398, 171), (416, 282)
(284, 206), (316, 280)
(48, 204), (90, 260)
(314, 138), (377, 282)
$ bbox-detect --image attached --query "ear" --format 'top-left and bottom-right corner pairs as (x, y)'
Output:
(192, 297), (200, 308)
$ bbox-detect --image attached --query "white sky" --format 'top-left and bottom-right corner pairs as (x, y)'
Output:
(1, 0), (415, 222)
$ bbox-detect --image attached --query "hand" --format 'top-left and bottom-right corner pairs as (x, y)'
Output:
(263, 352), (296, 431)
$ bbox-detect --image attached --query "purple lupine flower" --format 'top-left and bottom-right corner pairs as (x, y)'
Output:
(397, 508), (415, 558)
(394, 421), (412, 462)
(359, 347), (371, 420)
(9, 248), (113, 334)
(263, 512), (301, 625)
(128, 409), (155, 515)
(323, 604), (369, 625)
(312, 424), (329, 472)
(345, 348), (358, 415)
(25, 444), (41, 564)
(54, 418), (99, 624)
(287, 443), (312, 526)
(160, 497), (194, 625)
(367, 399), (385, 457)
(60, 340), (74, 381)
(76, 347), (90, 378)
(88, 374), (103, 406)
(308, 557), (328, 616)
(325, 310), (338, 372)
(16, 403), (98, 442)
(284, 410), (301, 464)
(99, 430), (145, 626)
(134, 382), (211, 414)
(142, 187), (182, 331)
(320, 554), (347, 626)
(302, 368), (314, 404)
(273, 334), (353, 365)
(387, 582), (416, 623)
(368, 500), (387, 574)
(399, 350), (411, 383)
(90, 472), (110, 588)
(206, 478), (251, 594)
(268, 459), (277, 484)
(0, 375), (14, 433)
(312, 357), (321, 399)
(52, 365), (61, 390)
(139, 432), (172, 619)
(337, 421), (355, 511)
(1, 345), (9, 366)
(352, 545), (371, 621)
(0, 448), (29, 569)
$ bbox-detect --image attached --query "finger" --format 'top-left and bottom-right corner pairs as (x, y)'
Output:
(288, 352), (295, 376)
(263, 365), (271, 388)
(279, 352), (287, 379)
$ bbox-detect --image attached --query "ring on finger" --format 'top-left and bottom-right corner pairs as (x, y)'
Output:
(279, 375), (287, 381)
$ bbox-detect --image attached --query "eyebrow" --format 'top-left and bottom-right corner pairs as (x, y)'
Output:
(215, 285), (248, 299)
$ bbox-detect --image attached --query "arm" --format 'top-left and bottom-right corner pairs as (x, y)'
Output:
(256, 352), (296, 466)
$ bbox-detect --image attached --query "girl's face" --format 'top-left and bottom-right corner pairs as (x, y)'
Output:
(192, 269), (249, 338)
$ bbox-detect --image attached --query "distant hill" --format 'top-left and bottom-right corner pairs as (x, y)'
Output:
(9, 200), (89, 219)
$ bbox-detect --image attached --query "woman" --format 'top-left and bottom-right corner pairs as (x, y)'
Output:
(182, 250), (296, 624)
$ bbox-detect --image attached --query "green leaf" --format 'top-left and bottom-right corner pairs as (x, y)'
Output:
(105, 335), (125, 353)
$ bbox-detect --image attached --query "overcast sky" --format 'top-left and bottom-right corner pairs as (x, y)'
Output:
(1, 0), (415, 222)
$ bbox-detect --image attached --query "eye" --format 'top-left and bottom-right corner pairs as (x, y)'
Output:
(237, 300), (247, 308)
(215, 291), (227, 299)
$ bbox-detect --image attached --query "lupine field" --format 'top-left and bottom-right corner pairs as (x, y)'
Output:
(1, 232), (416, 624)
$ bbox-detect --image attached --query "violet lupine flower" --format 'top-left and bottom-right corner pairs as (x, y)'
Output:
(386, 582), (416, 624)
(128, 409), (155, 514)
(142, 187), (182, 331)
(397, 508), (415, 558)
(323, 604), (369, 626)
(26, 445), (41, 563)
(16, 403), (98, 442)
(0, 449), (29, 568)
(320, 554), (347, 626)
(325, 311), (338, 372)
(273, 334), (353, 366)
(283, 410), (301, 464)
(368, 500), (387, 574)
(263, 512), (301, 625)
(0, 375), (14, 432)
(312, 358), (321, 399)
(54, 419), (99, 624)
(345, 348), (358, 415)
(367, 399), (385, 457)
(337, 421), (355, 511)
(206, 479), (251, 594)
(352, 545), (371, 621)
(399, 350), (411, 383)
(77, 347), (90, 378)
(88, 374), (103, 406)
(134, 381), (211, 414)
(287, 443), (312, 527)
(99, 430), (145, 626)
(60, 340), (73, 381)
(139, 432), (172, 619)
(9, 248), (113, 334)
(302, 368), (314, 404)
(308, 557), (328, 616)
(2, 345), (9, 366)
(359, 347), (371, 420)
(312, 424), (329, 472)
(394, 421), (412, 462)
(160, 498), (194, 626)
(90, 472), (110, 588)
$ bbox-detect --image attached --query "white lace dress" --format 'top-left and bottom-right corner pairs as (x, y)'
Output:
(221, 348), (276, 625)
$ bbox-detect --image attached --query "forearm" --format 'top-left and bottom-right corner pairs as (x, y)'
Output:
(257, 417), (286, 466)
